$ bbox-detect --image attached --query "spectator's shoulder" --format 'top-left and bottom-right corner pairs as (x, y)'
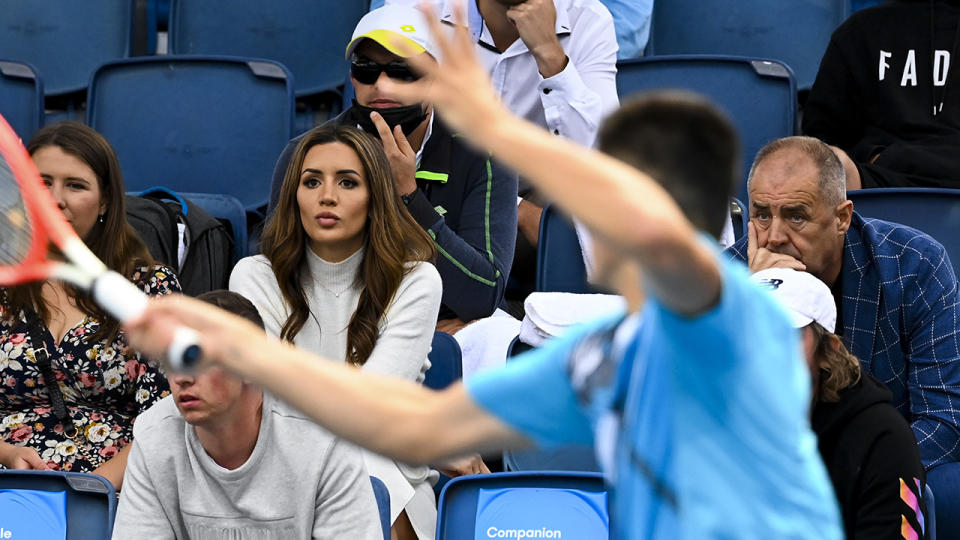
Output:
(723, 235), (749, 262)
(830, 1), (911, 43)
(859, 217), (951, 277)
(266, 396), (339, 452)
(402, 260), (442, 291)
(231, 254), (273, 277)
(561, 0), (615, 24)
(229, 254), (275, 288)
(132, 395), (183, 441)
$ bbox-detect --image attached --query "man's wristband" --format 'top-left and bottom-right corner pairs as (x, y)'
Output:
(400, 191), (417, 206)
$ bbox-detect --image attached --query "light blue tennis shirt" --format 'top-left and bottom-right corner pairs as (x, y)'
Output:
(467, 254), (842, 539)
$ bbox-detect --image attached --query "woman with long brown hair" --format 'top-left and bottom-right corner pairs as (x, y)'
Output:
(0, 122), (179, 489)
(230, 124), (442, 539)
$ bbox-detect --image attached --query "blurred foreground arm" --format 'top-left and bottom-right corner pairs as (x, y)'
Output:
(125, 295), (526, 464)
(395, 3), (719, 315)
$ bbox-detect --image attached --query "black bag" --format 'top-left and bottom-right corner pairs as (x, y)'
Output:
(125, 194), (179, 268)
(126, 188), (233, 296)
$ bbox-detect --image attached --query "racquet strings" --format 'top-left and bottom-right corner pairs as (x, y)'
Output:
(0, 152), (33, 267)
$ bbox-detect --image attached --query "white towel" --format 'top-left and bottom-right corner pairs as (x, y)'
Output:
(520, 292), (626, 346)
(453, 309), (521, 379)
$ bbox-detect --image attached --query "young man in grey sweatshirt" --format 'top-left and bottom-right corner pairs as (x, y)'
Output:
(112, 291), (380, 540)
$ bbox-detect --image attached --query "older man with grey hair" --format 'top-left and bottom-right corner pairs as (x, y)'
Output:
(725, 135), (960, 468)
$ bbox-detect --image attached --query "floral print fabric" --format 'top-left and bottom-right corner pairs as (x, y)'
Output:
(0, 266), (179, 472)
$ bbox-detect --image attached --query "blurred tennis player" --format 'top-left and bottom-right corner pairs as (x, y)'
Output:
(124, 5), (842, 538)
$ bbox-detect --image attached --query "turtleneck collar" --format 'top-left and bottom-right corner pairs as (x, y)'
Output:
(304, 244), (365, 297)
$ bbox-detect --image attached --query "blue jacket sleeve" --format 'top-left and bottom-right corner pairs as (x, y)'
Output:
(406, 157), (518, 322)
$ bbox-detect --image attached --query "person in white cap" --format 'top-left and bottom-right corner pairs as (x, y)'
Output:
(752, 268), (927, 540)
(269, 5), (518, 334)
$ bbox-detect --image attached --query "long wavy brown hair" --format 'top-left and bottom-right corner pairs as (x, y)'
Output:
(2, 122), (154, 342)
(260, 125), (435, 365)
(810, 322), (862, 402)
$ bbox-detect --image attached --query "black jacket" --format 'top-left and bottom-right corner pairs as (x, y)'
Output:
(269, 112), (518, 322)
(804, 0), (960, 188)
(813, 373), (927, 539)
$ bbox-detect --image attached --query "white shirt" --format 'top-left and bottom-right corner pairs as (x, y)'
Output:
(386, 0), (620, 147)
(112, 394), (381, 540)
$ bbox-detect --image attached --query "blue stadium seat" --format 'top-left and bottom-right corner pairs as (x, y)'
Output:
(925, 482), (937, 540)
(436, 472), (608, 540)
(0, 470), (116, 539)
(167, 0), (367, 98)
(424, 331), (463, 391)
(370, 476), (391, 540)
(503, 337), (600, 473)
(646, 0), (848, 89)
(0, 2), (134, 96)
(847, 188), (960, 279)
(617, 56), (797, 203)
(0, 60), (43, 141)
(536, 205), (591, 294)
(87, 56), (294, 212)
(179, 192), (248, 264)
(924, 455), (960, 539)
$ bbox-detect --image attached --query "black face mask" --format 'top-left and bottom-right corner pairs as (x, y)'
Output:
(346, 100), (428, 138)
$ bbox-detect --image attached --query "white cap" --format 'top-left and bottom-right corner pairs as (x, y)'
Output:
(751, 268), (837, 333)
(345, 5), (439, 60)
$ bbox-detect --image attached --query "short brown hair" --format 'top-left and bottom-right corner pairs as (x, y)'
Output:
(196, 290), (264, 330)
(598, 91), (740, 239)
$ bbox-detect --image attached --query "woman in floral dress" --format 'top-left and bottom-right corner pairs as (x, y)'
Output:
(0, 122), (178, 490)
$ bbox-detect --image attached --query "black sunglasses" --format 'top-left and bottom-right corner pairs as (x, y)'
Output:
(350, 58), (420, 85)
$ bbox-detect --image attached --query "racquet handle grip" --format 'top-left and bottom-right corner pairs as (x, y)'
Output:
(168, 327), (203, 371)
(92, 271), (202, 371)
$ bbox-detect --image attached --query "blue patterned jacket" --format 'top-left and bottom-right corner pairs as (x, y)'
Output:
(726, 213), (960, 468)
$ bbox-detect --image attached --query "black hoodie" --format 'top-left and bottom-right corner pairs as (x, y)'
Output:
(803, 0), (960, 188)
(813, 373), (927, 539)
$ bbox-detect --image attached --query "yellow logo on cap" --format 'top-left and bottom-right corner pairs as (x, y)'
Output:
(401, 25), (415, 33)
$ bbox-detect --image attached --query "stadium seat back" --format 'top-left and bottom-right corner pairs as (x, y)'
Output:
(0, 1), (134, 96)
(180, 192), (249, 264)
(87, 56), (294, 212)
(925, 482), (937, 540)
(537, 205), (592, 294)
(168, 0), (367, 97)
(847, 188), (960, 279)
(0, 60), (43, 141)
(0, 470), (116, 539)
(436, 472), (609, 540)
(616, 55), (797, 203)
(647, 0), (848, 89)
(424, 332), (463, 391)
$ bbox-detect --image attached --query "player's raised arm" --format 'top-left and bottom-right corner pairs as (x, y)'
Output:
(394, 3), (719, 315)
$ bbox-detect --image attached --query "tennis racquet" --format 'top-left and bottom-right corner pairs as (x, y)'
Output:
(0, 114), (201, 371)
